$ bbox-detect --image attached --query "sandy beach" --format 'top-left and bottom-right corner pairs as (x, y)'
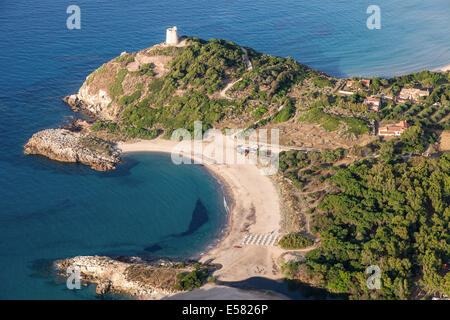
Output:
(434, 63), (450, 73)
(117, 138), (285, 282)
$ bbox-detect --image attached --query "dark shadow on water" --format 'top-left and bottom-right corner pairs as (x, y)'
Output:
(2, 198), (76, 224)
(216, 277), (347, 300)
(98, 156), (140, 178)
(28, 258), (58, 280)
(174, 199), (209, 237)
(144, 243), (163, 253)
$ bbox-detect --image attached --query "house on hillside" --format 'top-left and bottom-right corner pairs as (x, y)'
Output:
(378, 121), (409, 137)
(360, 79), (371, 89)
(345, 79), (371, 91)
(398, 88), (429, 103)
(364, 96), (381, 111)
(381, 94), (393, 101)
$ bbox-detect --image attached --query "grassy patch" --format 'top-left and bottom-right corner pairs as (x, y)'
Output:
(298, 107), (340, 131)
(132, 63), (156, 77)
(342, 117), (370, 135)
(79, 136), (115, 156)
(252, 105), (268, 119)
(149, 46), (182, 56)
(91, 120), (121, 134)
(115, 54), (135, 65)
(299, 107), (369, 135)
(109, 69), (128, 100)
(273, 99), (296, 123)
(118, 89), (142, 106)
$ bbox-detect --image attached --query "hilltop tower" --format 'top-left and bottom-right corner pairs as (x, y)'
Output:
(166, 26), (179, 45)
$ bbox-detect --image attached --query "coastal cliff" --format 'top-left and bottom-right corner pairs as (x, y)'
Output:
(24, 128), (120, 171)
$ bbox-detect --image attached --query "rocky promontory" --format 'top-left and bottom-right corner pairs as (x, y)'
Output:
(57, 256), (204, 298)
(24, 129), (120, 171)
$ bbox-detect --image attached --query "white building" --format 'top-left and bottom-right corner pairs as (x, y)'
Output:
(166, 26), (179, 45)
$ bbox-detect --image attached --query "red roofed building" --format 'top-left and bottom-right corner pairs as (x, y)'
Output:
(378, 121), (409, 137)
(360, 79), (371, 89)
(364, 96), (381, 111)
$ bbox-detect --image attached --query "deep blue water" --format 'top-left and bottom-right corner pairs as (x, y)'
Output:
(0, 0), (448, 299)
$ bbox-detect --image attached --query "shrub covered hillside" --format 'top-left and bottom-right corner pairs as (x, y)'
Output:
(305, 154), (450, 299)
(88, 37), (325, 138)
(87, 37), (449, 149)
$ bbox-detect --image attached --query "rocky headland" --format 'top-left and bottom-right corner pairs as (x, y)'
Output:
(57, 256), (181, 298)
(57, 255), (213, 298)
(24, 128), (120, 171)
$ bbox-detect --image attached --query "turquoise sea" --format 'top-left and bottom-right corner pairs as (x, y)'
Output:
(0, 0), (448, 299)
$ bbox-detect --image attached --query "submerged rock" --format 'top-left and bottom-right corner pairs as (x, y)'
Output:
(24, 129), (120, 171)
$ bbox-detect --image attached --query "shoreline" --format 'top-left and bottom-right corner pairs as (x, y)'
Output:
(433, 63), (450, 73)
(117, 138), (285, 283)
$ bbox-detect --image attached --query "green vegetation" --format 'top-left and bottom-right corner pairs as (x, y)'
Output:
(91, 119), (160, 139)
(91, 120), (121, 134)
(251, 105), (268, 119)
(305, 154), (450, 299)
(246, 52), (318, 98)
(299, 107), (340, 131)
(278, 149), (345, 193)
(281, 261), (302, 279)
(170, 38), (246, 94)
(79, 136), (115, 156)
(298, 107), (369, 135)
(115, 54), (135, 65)
(279, 233), (314, 249)
(96, 38), (335, 138)
(109, 69), (128, 100)
(149, 46), (181, 56)
(174, 268), (209, 291)
(273, 99), (296, 123)
(132, 63), (156, 77)
(93, 37), (448, 141)
(311, 76), (334, 88)
(118, 84), (142, 106)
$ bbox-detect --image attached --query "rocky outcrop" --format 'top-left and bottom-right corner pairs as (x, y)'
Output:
(63, 89), (112, 119)
(24, 129), (120, 171)
(57, 256), (182, 298)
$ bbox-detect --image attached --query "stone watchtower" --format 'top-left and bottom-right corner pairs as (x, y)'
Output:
(166, 26), (179, 45)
